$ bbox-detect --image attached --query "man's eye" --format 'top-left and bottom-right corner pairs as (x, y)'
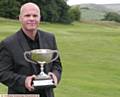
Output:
(25, 15), (30, 17)
(33, 15), (38, 17)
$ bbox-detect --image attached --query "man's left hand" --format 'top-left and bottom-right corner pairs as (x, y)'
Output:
(48, 72), (58, 86)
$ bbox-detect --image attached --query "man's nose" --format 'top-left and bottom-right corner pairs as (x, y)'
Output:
(29, 16), (34, 20)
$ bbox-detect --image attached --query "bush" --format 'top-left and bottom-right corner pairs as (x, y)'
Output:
(103, 12), (120, 22)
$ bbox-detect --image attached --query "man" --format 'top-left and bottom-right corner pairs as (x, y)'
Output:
(0, 2), (62, 97)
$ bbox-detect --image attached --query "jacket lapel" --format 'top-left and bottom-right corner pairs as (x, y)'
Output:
(38, 30), (51, 73)
(16, 30), (41, 75)
(16, 30), (31, 52)
(38, 30), (44, 49)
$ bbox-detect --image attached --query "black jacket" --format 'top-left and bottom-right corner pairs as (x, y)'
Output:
(0, 29), (62, 97)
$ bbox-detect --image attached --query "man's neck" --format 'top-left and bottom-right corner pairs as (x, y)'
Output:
(22, 28), (37, 40)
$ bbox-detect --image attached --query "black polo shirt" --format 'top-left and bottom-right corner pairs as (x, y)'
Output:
(22, 30), (40, 50)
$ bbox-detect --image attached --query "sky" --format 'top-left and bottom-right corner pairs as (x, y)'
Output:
(67, 0), (120, 5)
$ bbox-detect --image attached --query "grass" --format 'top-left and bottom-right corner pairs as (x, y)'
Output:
(0, 17), (120, 97)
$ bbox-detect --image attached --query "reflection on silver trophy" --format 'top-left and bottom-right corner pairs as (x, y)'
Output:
(24, 49), (58, 88)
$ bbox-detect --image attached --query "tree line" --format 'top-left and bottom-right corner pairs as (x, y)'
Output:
(0, 0), (80, 24)
(103, 12), (120, 23)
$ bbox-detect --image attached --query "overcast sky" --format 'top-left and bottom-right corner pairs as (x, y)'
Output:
(67, 0), (120, 5)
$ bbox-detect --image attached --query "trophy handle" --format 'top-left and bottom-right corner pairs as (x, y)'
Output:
(50, 50), (59, 62)
(24, 51), (36, 64)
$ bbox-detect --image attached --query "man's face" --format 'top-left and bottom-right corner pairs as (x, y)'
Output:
(19, 5), (40, 32)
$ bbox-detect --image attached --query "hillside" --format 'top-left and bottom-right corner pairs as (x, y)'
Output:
(1, 18), (120, 97)
(79, 3), (120, 21)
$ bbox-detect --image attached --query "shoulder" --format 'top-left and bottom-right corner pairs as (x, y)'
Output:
(38, 29), (55, 38)
(2, 33), (16, 45)
(1, 30), (20, 47)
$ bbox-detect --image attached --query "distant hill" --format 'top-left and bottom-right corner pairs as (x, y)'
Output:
(78, 3), (120, 21)
(104, 4), (120, 13)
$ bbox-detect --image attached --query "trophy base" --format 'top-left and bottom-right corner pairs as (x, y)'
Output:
(33, 79), (56, 89)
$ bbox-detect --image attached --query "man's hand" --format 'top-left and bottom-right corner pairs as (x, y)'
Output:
(25, 75), (37, 91)
(48, 72), (58, 86)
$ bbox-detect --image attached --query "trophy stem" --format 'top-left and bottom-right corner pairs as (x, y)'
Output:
(40, 63), (44, 75)
(37, 62), (50, 79)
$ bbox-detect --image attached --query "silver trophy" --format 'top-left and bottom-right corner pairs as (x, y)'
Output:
(24, 49), (58, 88)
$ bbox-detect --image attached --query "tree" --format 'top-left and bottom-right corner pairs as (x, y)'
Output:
(69, 6), (81, 21)
(0, 0), (20, 19)
(0, 0), (74, 23)
(39, 0), (60, 22)
(16, 0), (72, 23)
(55, 0), (72, 23)
(103, 12), (120, 22)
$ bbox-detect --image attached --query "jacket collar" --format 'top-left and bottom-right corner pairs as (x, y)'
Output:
(16, 29), (45, 51)
(17, 29), (31, 51)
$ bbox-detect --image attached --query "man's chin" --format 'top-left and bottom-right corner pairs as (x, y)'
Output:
(26, 28), (37, 32)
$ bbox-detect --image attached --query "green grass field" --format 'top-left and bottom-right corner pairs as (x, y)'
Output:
(1, 18), (120, 97)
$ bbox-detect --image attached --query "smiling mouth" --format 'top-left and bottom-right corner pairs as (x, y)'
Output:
(28, 23), (36, 25)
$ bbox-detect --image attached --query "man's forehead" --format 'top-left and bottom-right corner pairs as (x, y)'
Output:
(20, 3), (40, 14)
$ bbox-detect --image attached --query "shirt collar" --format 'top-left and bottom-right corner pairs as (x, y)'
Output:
(21, 29), (39, 42)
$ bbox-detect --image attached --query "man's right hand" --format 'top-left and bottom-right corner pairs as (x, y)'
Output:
(25, 75), (37, 91)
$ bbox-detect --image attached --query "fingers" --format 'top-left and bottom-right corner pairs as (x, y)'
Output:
(48, 72), (58, 86)
(25, 75), (36, 91)
(32, 74), (37, 79)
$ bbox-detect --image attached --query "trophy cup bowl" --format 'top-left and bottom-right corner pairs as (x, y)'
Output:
(24, 49), (58, 88)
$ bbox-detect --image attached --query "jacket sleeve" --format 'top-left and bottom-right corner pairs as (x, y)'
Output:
(51, 35), (62, 84)
(0, 41), (26, 88)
